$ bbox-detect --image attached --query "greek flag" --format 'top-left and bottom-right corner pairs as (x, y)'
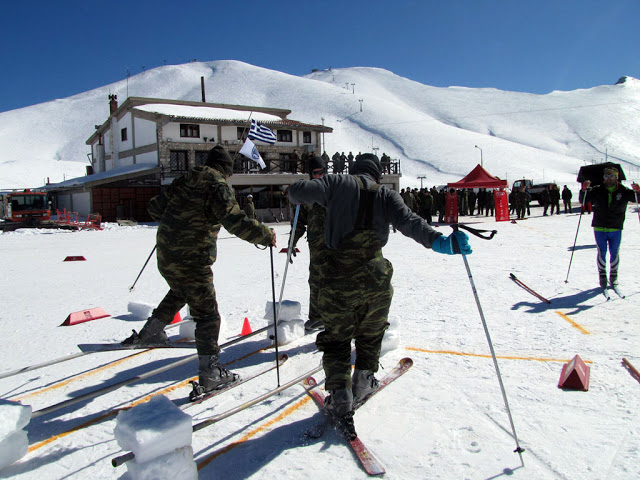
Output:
(248, 119), (277, 144)
(239, 138), (266, 169)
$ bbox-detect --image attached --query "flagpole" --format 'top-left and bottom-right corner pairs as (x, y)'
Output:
(231, 112), (254, 164)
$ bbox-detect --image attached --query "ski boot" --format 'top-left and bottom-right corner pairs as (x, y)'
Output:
(189, 354), (239, 401)
(352, 369), (380, 405)
(599, 273), (608, 289)
(122, 317), (169, 345)
(609, 272), (619, 288)
(325, 388), (357, 440)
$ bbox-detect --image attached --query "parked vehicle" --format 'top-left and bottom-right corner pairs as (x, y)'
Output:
(511, 179), (555, 205)
(0, 189), (51, 224)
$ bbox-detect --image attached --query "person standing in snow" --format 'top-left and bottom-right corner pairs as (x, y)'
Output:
(541, 185), (551, 216)
(583, 168), (640, 289)
(549, 184), (561, 215)
(122, 145), (276, 394)
(244, 194), (255, 219)
(562, 185), (573, 213)
(288, 153), (472, 436)
(290, 155), (328, 332)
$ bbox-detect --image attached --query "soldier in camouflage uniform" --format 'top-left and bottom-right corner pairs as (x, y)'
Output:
(291, 155), (327, 332)
(123, 145), (276, 393)
(289, 154), (472, 434)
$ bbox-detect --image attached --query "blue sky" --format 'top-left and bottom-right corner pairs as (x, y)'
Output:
(1, 0), (638, 113)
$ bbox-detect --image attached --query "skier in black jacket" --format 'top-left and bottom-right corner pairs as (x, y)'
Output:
(583, 167), (640, 289)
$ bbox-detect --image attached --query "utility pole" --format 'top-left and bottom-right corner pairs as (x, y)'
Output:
(351, 83), (355, 94)
(321, 117), (325, 153)
(417, 175), (427, 188)
(359, 99), (363, 112)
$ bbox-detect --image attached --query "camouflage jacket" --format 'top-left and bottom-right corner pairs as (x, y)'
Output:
(149, 165), (273, 267)
(292, 202), (327, 259)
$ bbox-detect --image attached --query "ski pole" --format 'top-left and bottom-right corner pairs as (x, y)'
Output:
(269, 246), (281, 387)
(565, 186), (590, 283)
(129, 245), (156, 291)
(269, 204), (301, 387)
(634, 191), (640, 224)
(451, 225), (525, 466)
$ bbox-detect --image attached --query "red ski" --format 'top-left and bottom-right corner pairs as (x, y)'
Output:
(303, 376), (386, 476)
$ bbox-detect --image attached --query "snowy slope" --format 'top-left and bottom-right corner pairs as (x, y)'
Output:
(0, 205), (639, 479)
(1, 60), (639, 189)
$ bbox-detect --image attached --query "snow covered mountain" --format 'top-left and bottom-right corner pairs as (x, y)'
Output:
(1, 60), (639, 189)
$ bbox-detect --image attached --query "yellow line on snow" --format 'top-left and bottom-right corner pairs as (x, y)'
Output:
(26, 347), (269, 454)
(554, 311), (591, 335)
(13, 349), (152, 401)
(405, 347), (592, 364)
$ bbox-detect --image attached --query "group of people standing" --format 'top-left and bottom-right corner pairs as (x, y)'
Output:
(328, 151), (393, 175)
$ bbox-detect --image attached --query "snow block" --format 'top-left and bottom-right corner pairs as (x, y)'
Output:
(127, 302), (155, 320)
(0, 399), (31, 438)
(179, 317), (196, 341)
(114, 395), (192, 464)
(61, 307), (110, 326)
(271, 319), (305, 346)
(0, 430), (28, 471)
(558, 354), (590, 391)
(380, 329), (401, 356)
(264, 300), (302, 322)
(126, 445), (197, 480)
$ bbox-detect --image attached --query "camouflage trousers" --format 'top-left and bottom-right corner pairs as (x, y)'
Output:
(154, 260), (221, 356)
(308, 259), (322, 323)
(315, 251), (393, 391)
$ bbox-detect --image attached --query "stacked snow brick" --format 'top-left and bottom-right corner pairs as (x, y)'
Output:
(264, 300), (305, 345)
(114, 395), (197, 479)
(0, 399), (31, 471)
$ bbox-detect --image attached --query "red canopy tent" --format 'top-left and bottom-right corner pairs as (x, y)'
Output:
(445, 164), (509, 222)
(447, 164), (508, 189)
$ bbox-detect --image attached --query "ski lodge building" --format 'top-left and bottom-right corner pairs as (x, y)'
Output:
(45, 95), (401, 222)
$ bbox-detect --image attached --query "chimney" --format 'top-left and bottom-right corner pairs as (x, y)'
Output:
(201, 77), (206, 103)
(109, 94), (118, 114)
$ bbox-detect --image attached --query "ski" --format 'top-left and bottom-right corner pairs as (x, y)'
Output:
(77, 341), (196, 353)
(602, 288), (611, 301)
(184, 354), (288, 406)
(509, 273), (551, 304)
(303, 376), (386, 476)
(305, 357), (413, 439)
(611, 286), (626, 299)
(81, 321), (285, 354)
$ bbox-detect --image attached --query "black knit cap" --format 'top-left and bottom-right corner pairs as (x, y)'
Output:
(205, 145), (233, 176)
(350, 153), (382, 182)
(308, 155), (325, 178)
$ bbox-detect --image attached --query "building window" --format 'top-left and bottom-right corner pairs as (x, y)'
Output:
(237, 126), (249, 140)
(169, 150), (189, 172)
(277, 129), (293, 142)
(195, 151), (208, 167)
(303, 131), (311, 144)
(121, 128), (127, 142)
(180, 124), (200, 138)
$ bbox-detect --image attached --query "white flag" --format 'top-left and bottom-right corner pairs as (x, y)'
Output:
(239, 138), (266, 169)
